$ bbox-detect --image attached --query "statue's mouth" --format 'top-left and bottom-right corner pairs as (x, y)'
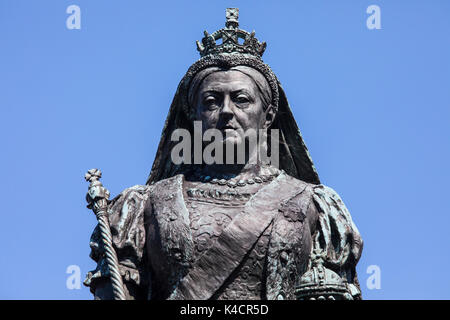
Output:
(220, 124), (236, 131)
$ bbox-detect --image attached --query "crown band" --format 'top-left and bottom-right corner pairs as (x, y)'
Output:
(181, 54), (280, 118)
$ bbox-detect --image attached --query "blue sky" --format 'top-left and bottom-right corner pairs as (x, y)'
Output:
(0, 0), (449, 299)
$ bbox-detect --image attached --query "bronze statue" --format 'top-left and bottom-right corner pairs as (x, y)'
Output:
(83, 8), (363, 300)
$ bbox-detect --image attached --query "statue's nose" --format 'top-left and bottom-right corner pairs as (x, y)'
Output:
(220, 95), (234, 116)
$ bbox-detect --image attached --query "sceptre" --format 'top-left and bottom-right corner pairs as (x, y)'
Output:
(85, 168), (126, 300)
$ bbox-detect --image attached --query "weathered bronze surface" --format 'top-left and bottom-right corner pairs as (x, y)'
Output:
(84, 8), (363, 300)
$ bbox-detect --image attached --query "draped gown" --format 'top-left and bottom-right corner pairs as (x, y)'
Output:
(84, 171), (362, 300)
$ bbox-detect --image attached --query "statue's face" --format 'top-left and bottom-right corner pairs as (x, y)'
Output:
(194, 70), (274, 145)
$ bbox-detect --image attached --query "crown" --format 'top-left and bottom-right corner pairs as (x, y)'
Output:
(295, 248), (359, 300)
(196, 8), (267, 58)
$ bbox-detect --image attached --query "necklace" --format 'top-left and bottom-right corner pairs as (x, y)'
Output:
(193, 169), (282, 188)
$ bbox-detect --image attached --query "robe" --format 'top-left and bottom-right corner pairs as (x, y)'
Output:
(84, 172), (363, 300)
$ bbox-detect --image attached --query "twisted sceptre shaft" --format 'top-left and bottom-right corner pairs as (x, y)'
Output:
(85, 169), (126, 300)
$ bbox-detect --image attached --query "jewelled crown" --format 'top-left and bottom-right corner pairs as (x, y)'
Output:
(196, 8), (267, 58)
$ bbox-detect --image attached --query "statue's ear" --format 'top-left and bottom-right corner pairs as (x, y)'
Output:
(263, 104), (276, 129)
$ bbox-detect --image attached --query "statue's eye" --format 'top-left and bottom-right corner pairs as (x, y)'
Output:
(204, 96), (215, 104)
(234, 94), (251, 107)
(203, 96), (219, 110)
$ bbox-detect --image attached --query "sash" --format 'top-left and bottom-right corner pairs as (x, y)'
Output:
(169, 172), (304, 300)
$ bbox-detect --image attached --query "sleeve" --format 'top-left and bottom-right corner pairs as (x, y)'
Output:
(309, 184), (364, 299)
(83, 185), (151, 300)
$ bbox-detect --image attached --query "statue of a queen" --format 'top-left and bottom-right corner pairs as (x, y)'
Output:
(83, 8), (363, 301)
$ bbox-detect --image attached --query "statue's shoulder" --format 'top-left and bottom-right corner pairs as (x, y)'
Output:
(280, 173), (348, 205)
(111, 174), (184, 205)
(280, 172), (318, 197)
(110, 184), (151, 207)
(147, 174), (184, 197)
(311, 183), (343, 199)
(309, 183), (353, 219)
(105, 185), (153, 229)
(107, 175), (185, 220)
(148, 174), (183, 188)
(275, 173), (320, 223)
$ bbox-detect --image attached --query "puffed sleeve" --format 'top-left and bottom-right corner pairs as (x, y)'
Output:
(311, 184), (363, 299)
(84, 185), (151, 300)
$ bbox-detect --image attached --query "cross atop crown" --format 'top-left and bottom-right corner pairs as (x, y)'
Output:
(225, 8), (239, 29)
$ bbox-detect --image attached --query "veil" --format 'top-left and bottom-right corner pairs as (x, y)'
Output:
(146, 8), (320, 185)
(146, 72), (320, 185)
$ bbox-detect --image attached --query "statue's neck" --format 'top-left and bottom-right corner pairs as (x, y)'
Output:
(185, 139), (278, 180)
(192, 162), (279, 181)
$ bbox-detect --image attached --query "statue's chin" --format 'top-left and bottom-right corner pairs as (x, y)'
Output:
(223, 137), (244, 147)
(219, 129), (242, 145)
